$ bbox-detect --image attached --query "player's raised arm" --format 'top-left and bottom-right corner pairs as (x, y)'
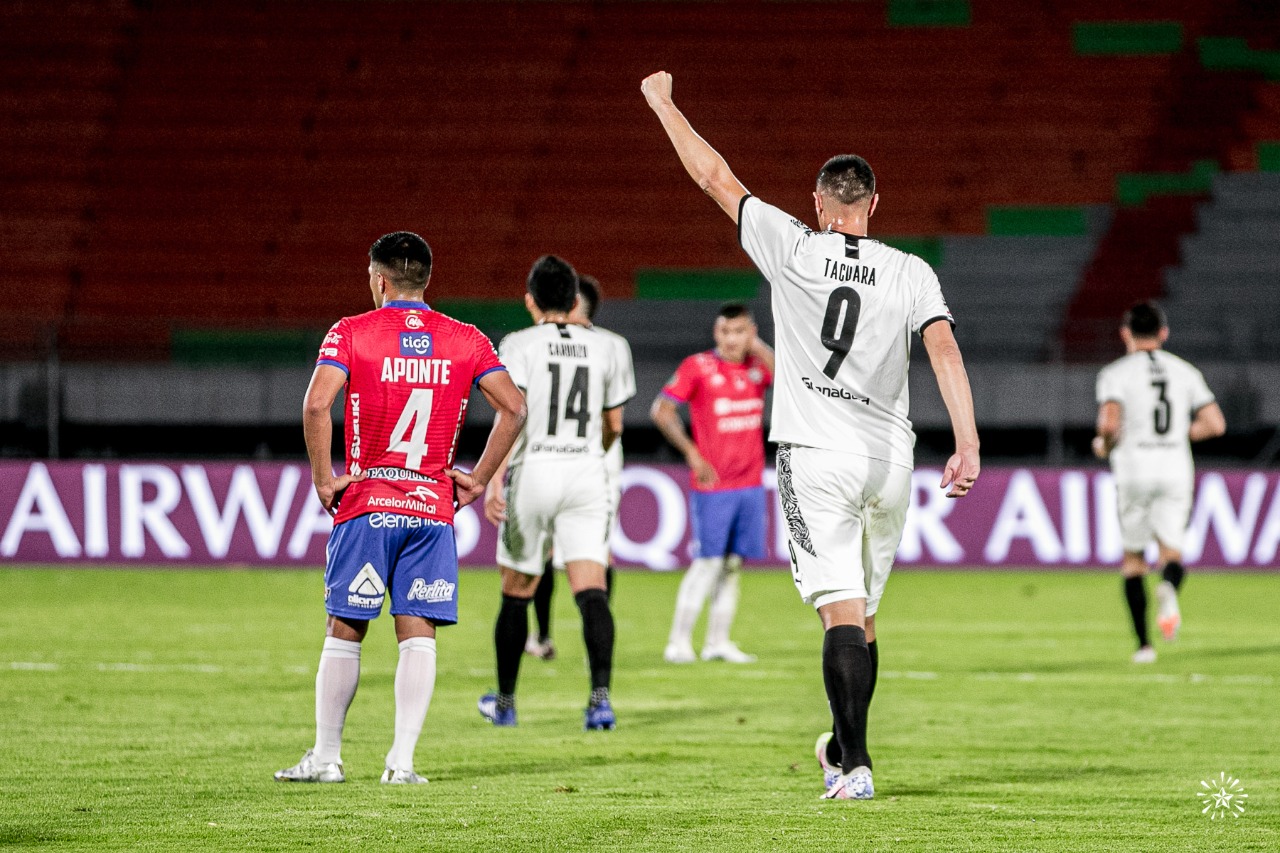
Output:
(303, 364), (365, 515)
(922, 322), (980, 497)
(642, 71), (749, 223)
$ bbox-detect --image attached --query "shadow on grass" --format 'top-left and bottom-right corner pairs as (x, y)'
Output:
(890, 763), (1152, 796)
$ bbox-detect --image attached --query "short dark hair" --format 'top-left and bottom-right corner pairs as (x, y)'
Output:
(717, 302), (753, 322)
(578, 275), (602, 321)
(1124, 301), (1167, 337)
(526, 255), (578, 313)
(369, 231), (432, 290)
(816, 155), (876, 206)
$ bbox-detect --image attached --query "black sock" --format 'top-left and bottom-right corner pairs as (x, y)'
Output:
(1124, 575), (1149, 648)
(533, 563), (555, 642)
(606, 565), (615, 602)
(1161, 561), (1185, 591)
(868, 639), (879, 705)
(575, 588), (614, 694)
(823, 625), (873, 774)
(495, 595), (530, 695)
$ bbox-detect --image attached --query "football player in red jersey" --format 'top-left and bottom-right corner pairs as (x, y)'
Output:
(651, 303), (773, 664)
(276, 232), (526, 785)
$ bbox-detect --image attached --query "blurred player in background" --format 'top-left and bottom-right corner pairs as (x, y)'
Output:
(277, 231), (526, 784)
(643, 71), (980, 800)
(525, 274), (635, 660)
(652, 303), (773, 665)
(480, 256), (634, 730)
(1092, 301), (1225, 664)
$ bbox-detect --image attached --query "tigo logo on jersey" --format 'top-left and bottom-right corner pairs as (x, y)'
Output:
(405, 314), (425, 330)
(407, 578), (455, 603)
(347, 562), (386, 609)
(399, 332), (434, 357)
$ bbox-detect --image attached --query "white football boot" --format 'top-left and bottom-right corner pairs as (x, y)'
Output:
(381, 767), (429, 785)
(1131, 646), (1157, 664)
(1155, 580), (1181, 641)
(274, 749), (345, 783)
(814, 732), (841, 790)
(700, 641), (757, 663)
(663, 642), (696, 664)
(821, 766), (874, 800)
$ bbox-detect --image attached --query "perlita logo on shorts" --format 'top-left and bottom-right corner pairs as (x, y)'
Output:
(347, 562), (385, 609)
(407, 578), (455, 603)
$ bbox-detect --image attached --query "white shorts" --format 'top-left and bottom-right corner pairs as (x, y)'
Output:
(776, 444), (911, 615)
(1116, 475), (1192, 554)
(497, 457), (611, 576)
(551, 448), (621, 569)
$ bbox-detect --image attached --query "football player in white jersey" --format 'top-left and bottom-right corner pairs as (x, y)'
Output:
(1092, 302), (1225, 664)
(643, 71), (980, 800)
(525, 274), (636, 660)
(479, 255), (632, 730)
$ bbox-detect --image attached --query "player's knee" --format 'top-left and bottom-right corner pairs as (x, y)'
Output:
(574, 587), (609, 613)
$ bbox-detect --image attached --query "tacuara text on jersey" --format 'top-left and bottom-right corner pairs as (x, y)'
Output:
(823, 258), (876, 286)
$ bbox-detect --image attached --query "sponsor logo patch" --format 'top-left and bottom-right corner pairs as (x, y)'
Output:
(399, 332), (433, 357)
(347, 562), (386, 609)
(407, 578), (456, 603)
(405, 314), (424, 330)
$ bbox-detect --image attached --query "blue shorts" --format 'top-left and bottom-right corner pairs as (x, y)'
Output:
(689, 486), (767, 560)
(324, 513), (459, 626)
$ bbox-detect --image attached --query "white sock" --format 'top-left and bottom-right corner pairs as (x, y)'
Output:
(385, 636), (437, 773)
(313, 637), (361, 765)
(668, 557), (723, 647)
(705, 556), (742, 649)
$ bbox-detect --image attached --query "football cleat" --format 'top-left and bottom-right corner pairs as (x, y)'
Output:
(1155, 580), (1181, 641)
(584, 700), (617, 731)
(1131, 646), (1157, 664)
(478, 692), (517, 727)
(274, 749), (345, 783)
(701, 642), (757, 664)
(814, 732), (841, 790)
(821, 766), (874, 800)
(381, 767), (429, 785)
(663, 642), (696, 664)
(524, 635), (557, 660)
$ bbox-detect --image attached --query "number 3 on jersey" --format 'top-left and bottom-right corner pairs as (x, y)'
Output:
(388, 387), (433, 471)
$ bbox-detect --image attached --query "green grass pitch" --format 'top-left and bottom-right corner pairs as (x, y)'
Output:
(0, 567), (1275, 851)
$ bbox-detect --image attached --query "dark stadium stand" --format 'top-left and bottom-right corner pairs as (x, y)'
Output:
(1, 0), (1277, 368)
(1164, 172), (1280, 360)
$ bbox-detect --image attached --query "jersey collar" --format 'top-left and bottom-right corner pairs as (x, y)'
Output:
(383, 299), (430, 310)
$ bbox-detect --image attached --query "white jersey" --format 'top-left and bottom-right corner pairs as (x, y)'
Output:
(1095, 349), (1215, 482)
(591, 324), (636, 481)
(499, 322), (633, 467)
(739, 195), (953, 469)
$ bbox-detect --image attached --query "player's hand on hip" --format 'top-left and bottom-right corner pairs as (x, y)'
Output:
(641, 71), (673, 109)
(446, 468), (485, 510)
(940, 448), (979, 498)
(315, 472), (365, 516)
(689, 453), (719, 488)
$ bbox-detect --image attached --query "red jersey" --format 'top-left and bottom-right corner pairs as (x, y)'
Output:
(317, 300), (505, 525)
(662, 351), (772, 492)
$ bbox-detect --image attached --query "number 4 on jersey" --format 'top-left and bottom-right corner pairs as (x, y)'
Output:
(388, 388), (434, 471)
